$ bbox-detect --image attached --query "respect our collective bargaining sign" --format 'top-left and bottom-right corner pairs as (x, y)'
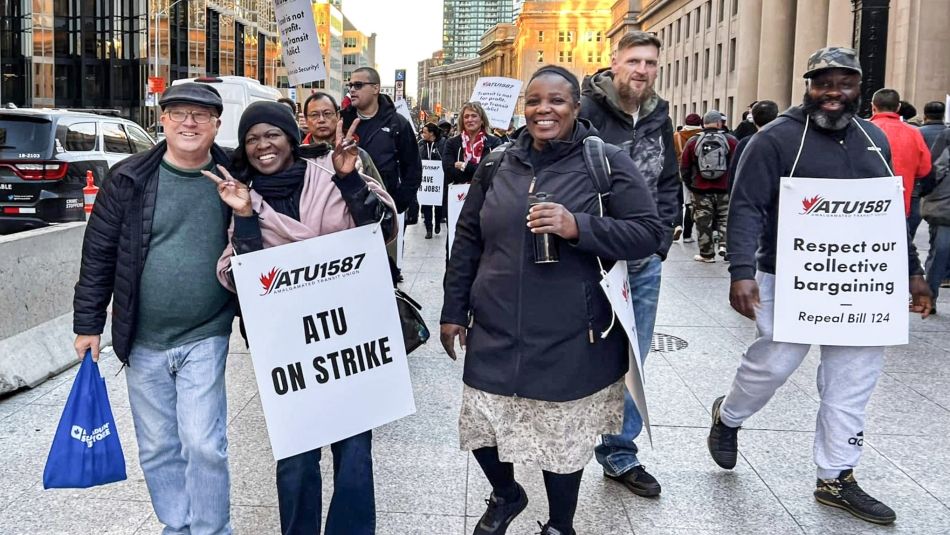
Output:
(231, 225), (416, 460)
(773, 176), (909, 346)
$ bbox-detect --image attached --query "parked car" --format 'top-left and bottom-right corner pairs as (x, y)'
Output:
(171, 76), (282, 148)
(0, 108), (155, 234)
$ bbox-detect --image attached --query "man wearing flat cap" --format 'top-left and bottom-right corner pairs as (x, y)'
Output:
(73, 82), (237, 534)
(707, 47), (933, 525)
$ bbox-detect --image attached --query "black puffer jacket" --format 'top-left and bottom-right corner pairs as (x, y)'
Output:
(441, 120), (664, 402)
(341, 94), (422, 213)
(580, 68), (679, 258)
(73, 141), (233, 364)
(442, 132), (504, 184)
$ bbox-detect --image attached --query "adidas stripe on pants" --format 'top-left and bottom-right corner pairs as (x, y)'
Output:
(719, 272), (884, 479)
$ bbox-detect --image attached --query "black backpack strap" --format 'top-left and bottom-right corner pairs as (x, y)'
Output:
(582, 136), (613, 212)
(473, 142), (511, 196)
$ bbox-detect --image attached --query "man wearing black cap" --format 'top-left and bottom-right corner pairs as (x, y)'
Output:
(707, 47), (933, 525)
(73, 82), (237, 533)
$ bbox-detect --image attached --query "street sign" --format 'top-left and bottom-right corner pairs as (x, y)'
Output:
(148, 77), (166, 94)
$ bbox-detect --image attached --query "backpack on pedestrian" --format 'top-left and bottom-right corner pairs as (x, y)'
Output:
(694, 131), (730, 180)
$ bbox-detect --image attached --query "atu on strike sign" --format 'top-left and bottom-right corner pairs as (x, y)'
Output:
(773, 176), (908, 346)
(231, 224), (415, 459)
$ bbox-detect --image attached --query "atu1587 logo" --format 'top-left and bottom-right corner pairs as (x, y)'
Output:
(800, 195), (891, 217)
(260, 253), (366, 295)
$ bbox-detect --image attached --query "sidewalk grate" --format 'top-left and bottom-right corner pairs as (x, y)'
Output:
(652, 333), (688, 352)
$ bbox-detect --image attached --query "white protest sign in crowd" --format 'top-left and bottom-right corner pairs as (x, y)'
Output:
(469, 77), (523, 130)
(418, 161), (445, 206)
(773, 176), (908, 346)
(598, 261), (652, 446)
(394, 99), (417, 136)
(274, 0), (327, 86)
(446, 184), (470, 258)
(231, 225), (416, 460)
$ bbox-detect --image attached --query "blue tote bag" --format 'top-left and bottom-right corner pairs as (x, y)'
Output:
(43, 351), (127, 489)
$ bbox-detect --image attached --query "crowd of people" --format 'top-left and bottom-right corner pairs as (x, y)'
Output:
(69, 29), (947, 535)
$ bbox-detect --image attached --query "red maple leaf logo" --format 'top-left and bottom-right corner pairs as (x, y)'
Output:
(801, 195), (822, 214)
(457, 192), (466, 201)
(621, 280), (630, 302)
(259, 267), (281, 295)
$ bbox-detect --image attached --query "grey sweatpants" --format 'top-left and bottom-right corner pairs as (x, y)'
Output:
(720, 272), (884, 479)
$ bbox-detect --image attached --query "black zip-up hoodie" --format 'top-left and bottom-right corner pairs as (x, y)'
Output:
(73, 141), (234, 364)
(341, 94), (422, 213)
(580, 68), (679, 259)
(441, 120), (664, 402)
(728, 106), (924, 282)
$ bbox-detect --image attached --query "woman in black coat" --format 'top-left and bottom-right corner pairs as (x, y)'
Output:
(440, 66), (664, 535)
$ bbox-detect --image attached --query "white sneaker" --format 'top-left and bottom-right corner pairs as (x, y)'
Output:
(683, 236), (696, 243)
(672, 225), (683, 241)
(718, 246), (727, 258)
(693, 254), (715, 263)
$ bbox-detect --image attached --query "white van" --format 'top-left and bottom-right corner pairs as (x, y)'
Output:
(171, 76), (283, 148)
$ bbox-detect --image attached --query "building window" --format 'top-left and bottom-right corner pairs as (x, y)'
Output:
(344, 36), (358, 48)
(715, 98), (720, 111)
(728, 97), (735, 124)
(732, 0), (739, 16)
(538, 30), (544, 42)
(695, 8), (701, 33)
(344, 54), (358, 66)
(693, 52), (699, 80)
(674, 60), (679, 86)
(729, 38), (736, 72)
(536, 50), (544, 62)
(683, 56), (689, 83)
(703, 99), (708, 113)
(587, 50), (597, 63)
(559, 50), (573, 63)
(659, 66), (664, 87)
(558, 30), (573, 42)
(706, 1), (712, 28)
(704, 49), (710, 78)
(675, 19), (680, 42)
(684, 14), (690, 38)
(718, 0), (725, 22)
(716, 43), (723, 74)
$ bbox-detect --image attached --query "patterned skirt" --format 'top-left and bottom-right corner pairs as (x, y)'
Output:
(458, 380), (624, 474)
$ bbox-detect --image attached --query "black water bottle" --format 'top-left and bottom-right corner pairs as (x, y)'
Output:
(528, 192), (559, 264)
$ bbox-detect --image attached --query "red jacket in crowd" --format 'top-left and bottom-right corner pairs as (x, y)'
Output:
(870, 111), (932, 216)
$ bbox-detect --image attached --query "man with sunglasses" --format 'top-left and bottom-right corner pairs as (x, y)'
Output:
(341, 67), (422, 215)
(74, 83), (237, 534)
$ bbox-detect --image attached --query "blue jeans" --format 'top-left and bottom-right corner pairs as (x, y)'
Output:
(595, 254), (662, 476)
(926, 224), (950, 299)
(276, 431), (375, 535)
(125, 335), (231, 535)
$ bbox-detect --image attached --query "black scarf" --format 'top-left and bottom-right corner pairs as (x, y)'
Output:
(248, 159), (308, 221)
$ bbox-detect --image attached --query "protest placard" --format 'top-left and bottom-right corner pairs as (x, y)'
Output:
(418, 161), (444, 206)
(599, 261), (651, 446)
(231, 225), (416, 459)
(274, 0), (327, 86)
(394, 99), (417, 136)
(395, 212), (405, 268)
(774, 176), (908, 346)
(469, 77), (523, 130)
(447, 184), (470, 258)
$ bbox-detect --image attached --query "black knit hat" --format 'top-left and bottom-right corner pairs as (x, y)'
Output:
(237, 101), (302, 147)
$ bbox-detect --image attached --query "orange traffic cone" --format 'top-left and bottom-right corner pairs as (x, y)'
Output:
(83, 170), (99, 219)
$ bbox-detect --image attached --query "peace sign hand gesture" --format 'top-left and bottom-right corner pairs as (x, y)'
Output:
(332, 118), (361, 177)
(202, 164), (253, 217)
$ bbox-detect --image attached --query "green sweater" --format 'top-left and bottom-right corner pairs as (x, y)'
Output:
(134, 159), (235, 350)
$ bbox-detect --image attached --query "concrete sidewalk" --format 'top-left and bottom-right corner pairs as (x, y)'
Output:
(2, 222), (949, 534)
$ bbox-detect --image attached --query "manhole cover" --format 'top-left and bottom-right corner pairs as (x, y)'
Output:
(652, 333), (688, 352)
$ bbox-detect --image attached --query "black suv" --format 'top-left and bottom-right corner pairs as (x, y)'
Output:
(0, 109), (155, 234)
